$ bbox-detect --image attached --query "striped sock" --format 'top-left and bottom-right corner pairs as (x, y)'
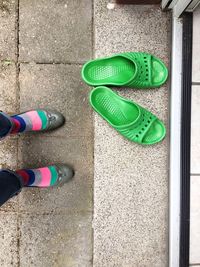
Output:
(10, 110), (48, 134)
(16, 166), (59, 187)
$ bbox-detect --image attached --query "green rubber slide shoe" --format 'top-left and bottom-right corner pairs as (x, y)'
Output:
(82, 52), (168, 89)
(90, 86), (166, 145)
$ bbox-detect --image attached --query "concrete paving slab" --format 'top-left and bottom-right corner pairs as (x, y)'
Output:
(0, 62), (17, 113)
(18, 136), (93, 213)
(0, 0), (16, 61)
(19, 63), (93, 137)
(0, 137), (17, 169)
(191, 85), (200, 174)
(0, 0), (94, 265)
(0, 193), (18, 212)
(0, 213), (18, 266)
(93, 2), (170, 266)
(192, 5), (200, 83)
(19, 212), (92, 267)
(19, 0), (92, 63)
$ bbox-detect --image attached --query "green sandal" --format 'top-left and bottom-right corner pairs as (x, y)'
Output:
(90, 86), (166, 145)
(82, 52), (168, 88)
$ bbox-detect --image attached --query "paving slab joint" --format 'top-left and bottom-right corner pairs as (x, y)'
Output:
(15, 1), (21, 266)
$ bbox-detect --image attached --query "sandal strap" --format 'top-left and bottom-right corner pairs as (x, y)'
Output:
(119, 52), (152, 88)
(116, 107), (157, 143)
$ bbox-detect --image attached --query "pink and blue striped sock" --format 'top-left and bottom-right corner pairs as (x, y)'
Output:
(10, 110), (48, 134)
(16, 166), (59, 187)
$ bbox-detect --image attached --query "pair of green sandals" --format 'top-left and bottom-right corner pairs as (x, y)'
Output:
(81, 52), (168, 145)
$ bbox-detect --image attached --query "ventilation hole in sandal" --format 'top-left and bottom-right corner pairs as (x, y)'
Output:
(145, 125), (147, 127)
(144, 57), (147, 59)
(139, 131), (141, 134)
(142, 128), (144, 131)
(146, 78), (148, 81)
(150, 117), (152, 119)
(148, 120), (150, 123)
(136, 135), (139, 138)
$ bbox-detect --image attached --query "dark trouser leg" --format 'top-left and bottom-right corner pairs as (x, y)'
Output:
(0, 112), (13, 138)
(0, 170), (23, 207)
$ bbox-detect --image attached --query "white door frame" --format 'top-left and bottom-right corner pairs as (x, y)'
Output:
(169, 14), (183, 267)
(163, 1), (200, 267)
(162, 0), (200, 16)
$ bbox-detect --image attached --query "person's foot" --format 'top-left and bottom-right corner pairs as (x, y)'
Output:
(10, 109), (65, 134)
(16, 165), (74, 187)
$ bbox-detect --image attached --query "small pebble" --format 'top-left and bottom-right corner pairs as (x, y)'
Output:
(107, 3), (115, 10)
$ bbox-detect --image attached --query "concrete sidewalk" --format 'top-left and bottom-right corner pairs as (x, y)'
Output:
(0, 1), (93, 266)
(0, 0), (170, 266)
